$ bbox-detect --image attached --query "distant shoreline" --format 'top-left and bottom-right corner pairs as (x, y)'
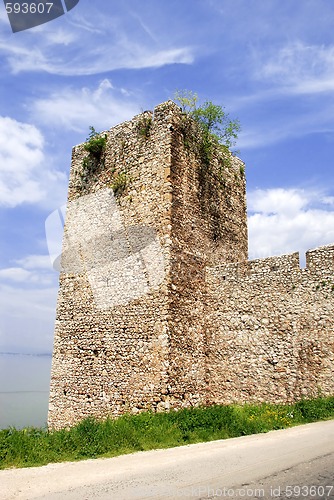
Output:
(0, 352), (52, 357)
(0, 390), (49, 394)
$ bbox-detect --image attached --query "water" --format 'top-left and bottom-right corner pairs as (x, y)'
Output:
(0, 353), (52, 429)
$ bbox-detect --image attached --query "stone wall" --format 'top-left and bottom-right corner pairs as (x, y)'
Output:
(165, 104), (247, 409)
(48, 101), (334, 430)
(206, 245), (334, 405)
(48, 101), (247, 429)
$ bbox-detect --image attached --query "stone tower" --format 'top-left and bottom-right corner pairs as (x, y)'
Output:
(48, 101), (248, 429)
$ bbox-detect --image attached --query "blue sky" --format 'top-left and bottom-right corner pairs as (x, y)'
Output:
(1, 0), (334, 354)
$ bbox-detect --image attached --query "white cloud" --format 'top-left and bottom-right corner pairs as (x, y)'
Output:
(31, 79), (140, 132)
(235, 42), (334, 150)
(0, 117), (43, 170)
(15, 255), (54, 270)
(131, 47), (193, 69)
(0, 116), (44, 206)
(0, 268), (32, 283)
(0, 266), (55, 286)
(255, 42), (334, 95)
(43, 27), (77, 46)
(322, 196), (334, 207)
(0, 116), (67, 208)
(0, 250), (58, 287)
(6, 43), (193, 76)
(248, 187), (334, 260)
(248, 188), (308, 216)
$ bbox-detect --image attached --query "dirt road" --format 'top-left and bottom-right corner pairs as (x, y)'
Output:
(1, 420), (334, 499)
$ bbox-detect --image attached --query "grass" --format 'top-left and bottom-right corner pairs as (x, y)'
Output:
(1, 396), (334, 470)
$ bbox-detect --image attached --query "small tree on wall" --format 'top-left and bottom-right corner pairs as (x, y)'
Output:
(172, 90), (243, 244)
(173, 90), (240, 150)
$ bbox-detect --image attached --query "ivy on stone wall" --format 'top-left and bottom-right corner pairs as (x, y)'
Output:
(79, 126), (107, 190)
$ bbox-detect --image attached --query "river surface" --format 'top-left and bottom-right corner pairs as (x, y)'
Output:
(0, 353), (52, 429)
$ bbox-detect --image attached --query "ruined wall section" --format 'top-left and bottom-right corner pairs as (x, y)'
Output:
(48, 102), (178, 429)
(166, 113), (248, 408)
(48, 101), (249, 428)
(206, 245), (334, 406)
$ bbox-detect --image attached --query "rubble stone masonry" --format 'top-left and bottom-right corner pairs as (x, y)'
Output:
(48, 101), (334, 429)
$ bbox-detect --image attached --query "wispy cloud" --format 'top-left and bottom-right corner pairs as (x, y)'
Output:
(254, 41), (334, 95)
(0, 267), (53, 286)
(0, 7), (194, 76)
(237, 97), (334, 149)
(43, 27), (78, 46)
(5, 43), (194, 76)
(232, 41), (334, 149)
(128, 10), (159, 43)
(248, 187), (334, 260)
(0, 252), (57, 286)
(15, 255), (54, 270)
(0, 268), (32, 283)
(31, 79), (140, 132)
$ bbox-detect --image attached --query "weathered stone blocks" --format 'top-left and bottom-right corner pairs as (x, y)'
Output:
(48, 101), (334, 430)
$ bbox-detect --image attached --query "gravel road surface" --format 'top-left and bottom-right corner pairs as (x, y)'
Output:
(1, 420), (334, 499)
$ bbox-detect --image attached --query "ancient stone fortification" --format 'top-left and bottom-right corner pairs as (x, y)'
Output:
(48, 101), (334, 429)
